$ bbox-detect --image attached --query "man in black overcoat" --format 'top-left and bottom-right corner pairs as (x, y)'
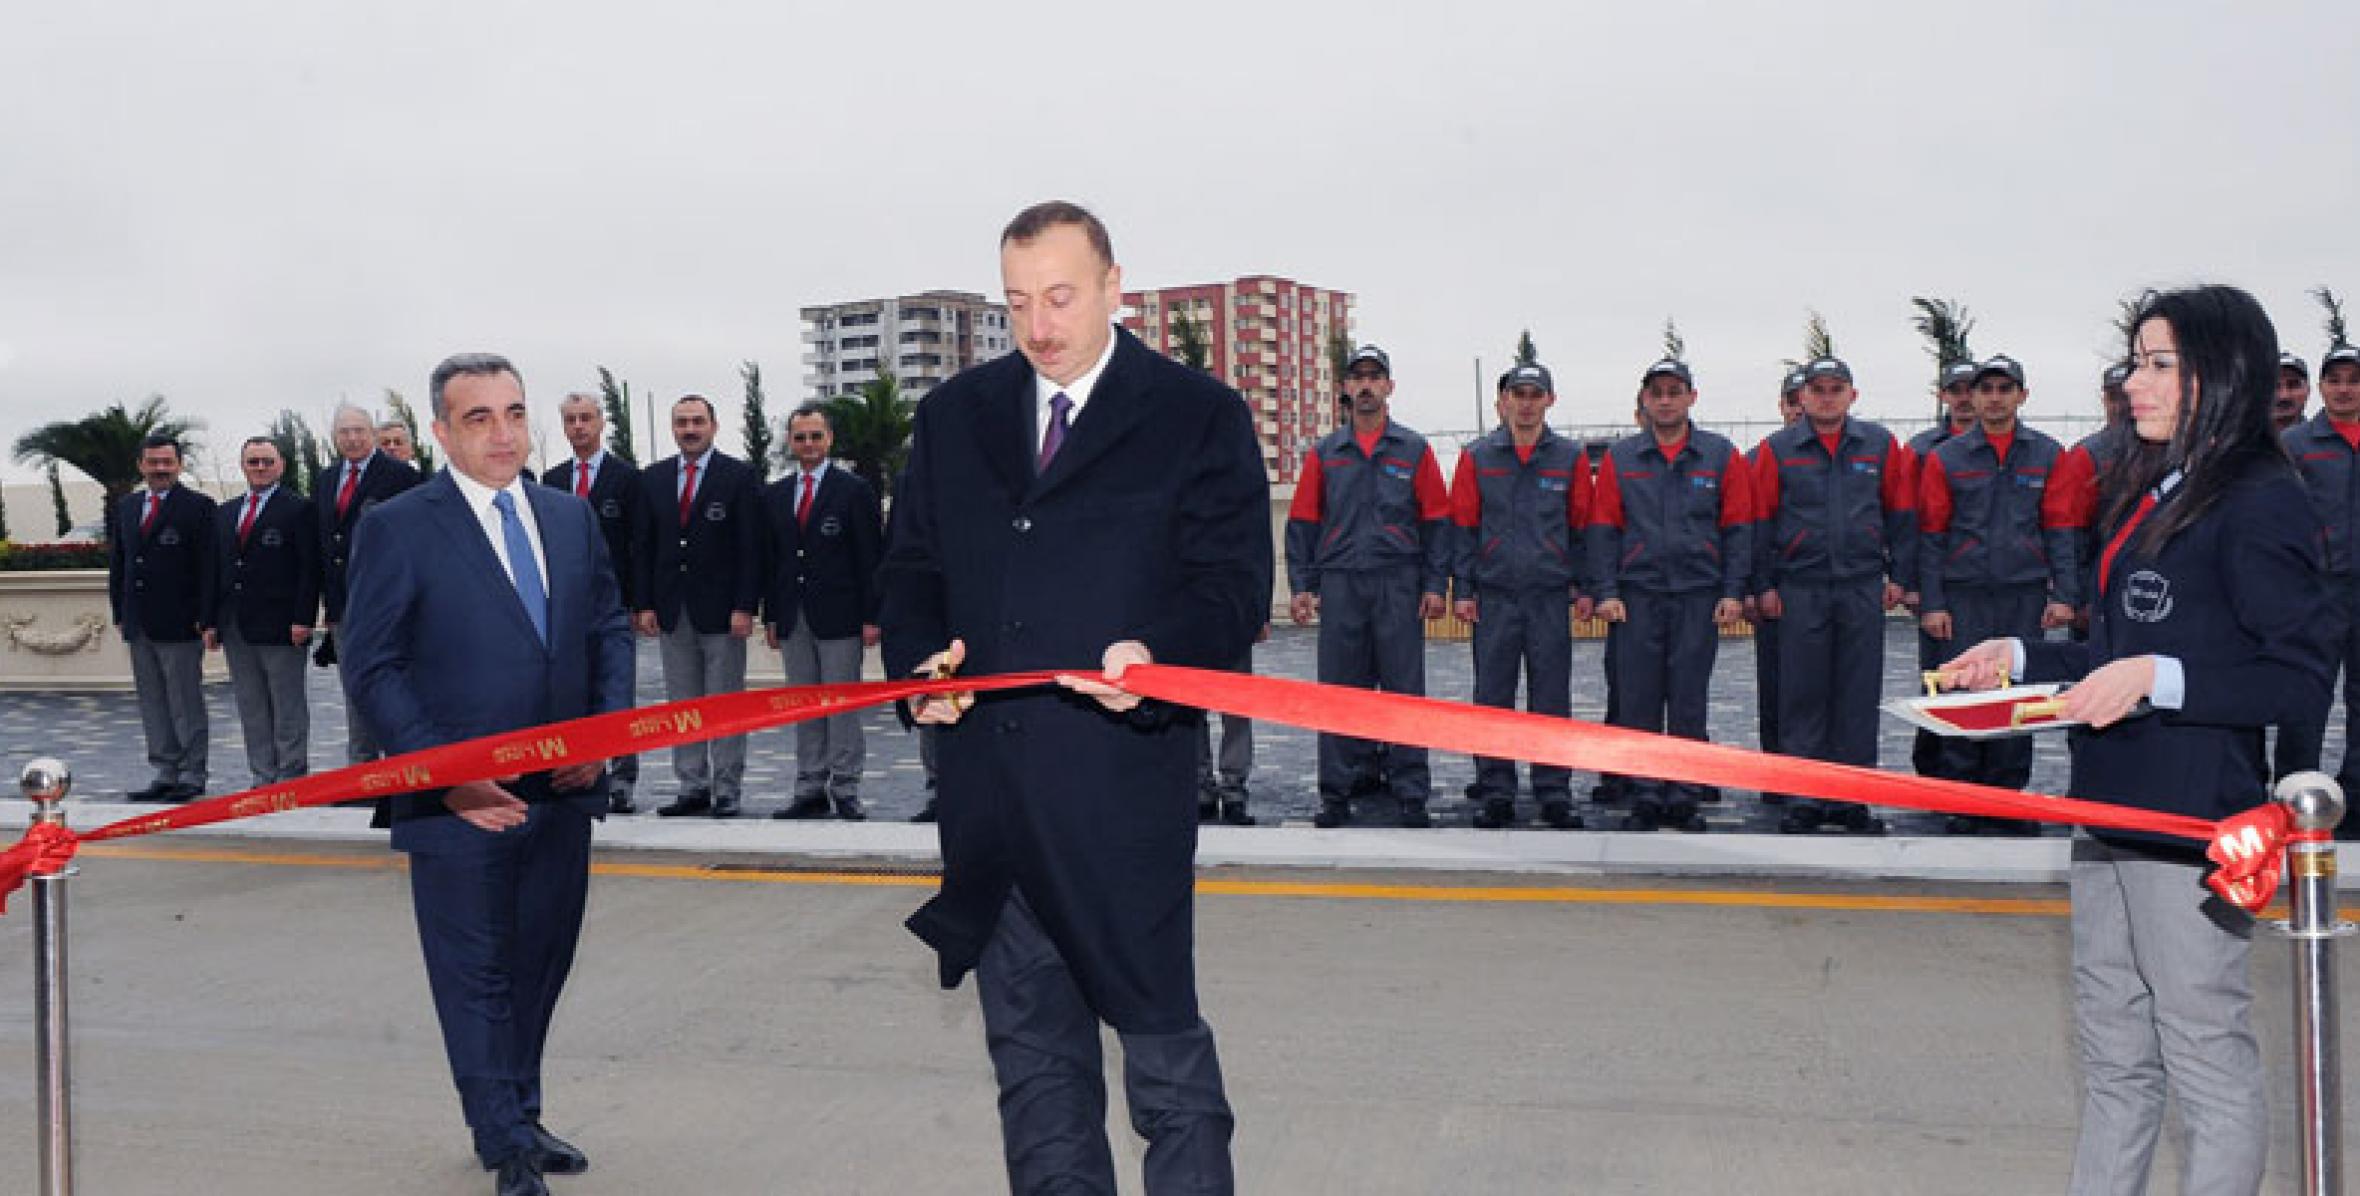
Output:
(878, 201), (1271, 1194)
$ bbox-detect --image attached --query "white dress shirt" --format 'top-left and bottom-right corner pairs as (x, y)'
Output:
(675, 447), (715, 503)
(448, 468), (549, 594)
(1034, 327), (1120, 456)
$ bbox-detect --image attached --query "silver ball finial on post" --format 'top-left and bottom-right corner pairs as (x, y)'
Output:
(2276, 769), (2346, 834)
(20, 757), (72, 819)
(2272, 768), (2349, 1196)
(20, 756), (75, 1195)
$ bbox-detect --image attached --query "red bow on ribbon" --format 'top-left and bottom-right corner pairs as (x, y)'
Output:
(2205, 803), (2292, 913)
(0, 821), (81, 916)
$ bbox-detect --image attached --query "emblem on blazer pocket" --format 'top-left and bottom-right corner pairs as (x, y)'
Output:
(818, 516), (843, 536)
(600, 498), (622, 519)
(705, 502), (727, 522)
(157, 528), (182, 546)
(259, 528), (284, 547)
(2122, 570), (2174, 623)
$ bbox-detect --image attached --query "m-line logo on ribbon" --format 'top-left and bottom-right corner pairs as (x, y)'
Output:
(0, 666), (2308, 917)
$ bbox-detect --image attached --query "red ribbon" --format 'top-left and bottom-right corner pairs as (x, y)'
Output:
(0, 664), (2301, 914)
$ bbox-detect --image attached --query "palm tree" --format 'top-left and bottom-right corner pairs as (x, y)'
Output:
(12, 396), (202, 541)
(825, 366), (915, 496)
(1781, 311), (1839, 373)
(1909, 296), (1977, 421)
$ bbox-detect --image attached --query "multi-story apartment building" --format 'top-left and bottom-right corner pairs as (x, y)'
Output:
(800, 290), (1013, 402)
(1121, 276), (1354, 484)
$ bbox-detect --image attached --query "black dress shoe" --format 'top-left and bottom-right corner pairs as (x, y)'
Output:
(494, 1154), (548, 1196)
(1777, 806), (1825, 835)
(1397, 798), (1432, 829)
(775, 795), (832, 820)
(1197, 798), (1220, 824)
(711, 797), (741, 819)
(1312, 798), (1350, 829)
(1472, 797), (1514, 829)
(607, 793), (636, 816)
(1539, 800), (1583, 830)
(833, 796), (867, 822)
(527, 1122), (588, 1175)
(655, 794), (712, 818)
(1218, 799), (1256, 827)
(910, 799), (938, 823)
(127, 782), (170, 803)
(165, 783), (204, 803)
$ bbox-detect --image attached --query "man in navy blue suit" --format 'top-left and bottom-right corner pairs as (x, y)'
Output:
(543, 392), (646, 814)
(880, 202), (1270, 1194)
(763, 403), (883, 821)
(108, 433), (218, 801)
(317, 402), (422, 764)
(206, 436), (320, 784)
(342, 353), (634, 1196)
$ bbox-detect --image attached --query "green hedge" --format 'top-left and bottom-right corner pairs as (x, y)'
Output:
(0, 542), (110, 571)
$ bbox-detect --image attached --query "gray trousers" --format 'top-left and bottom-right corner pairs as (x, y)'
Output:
(126, 632), (207, 788)
(1470, 586), (1573, 803)
(659, 618), (746, 800)
(780, 613), (864, 799)
(2068, 836), (2266, 1196)
(1194, 652), (1253, 797)
(336, 655), (381, 764)
(978, 890), (1234, 1195)
(223, 628), (309, 783)
(1314, 568), (1429, 802)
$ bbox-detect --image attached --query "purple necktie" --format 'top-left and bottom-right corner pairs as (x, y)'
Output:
(1038, 391), (1072, 472)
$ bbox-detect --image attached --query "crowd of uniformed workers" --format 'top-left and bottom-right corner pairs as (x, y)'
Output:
(1286, 330), (2360, 837)
(98, 327), (2360, 837)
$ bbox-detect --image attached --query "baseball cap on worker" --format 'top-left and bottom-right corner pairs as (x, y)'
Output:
(1802, 356), (1853, 384)
(2326, 344), (2360, 369)
(1781, 368), (1807, 396)
(1642, 358), (1694, 387)
(2282, 351), (2310, 378)
(1499, 362), (1554, 393)
(1346, 344), (1391, 375)
(1940, 361), (1980, 391)
(2102, 361), (2131, 387)
(1974, 355), (2027, 388)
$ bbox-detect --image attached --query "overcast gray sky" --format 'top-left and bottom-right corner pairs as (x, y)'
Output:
(4, 0), (2355, 485)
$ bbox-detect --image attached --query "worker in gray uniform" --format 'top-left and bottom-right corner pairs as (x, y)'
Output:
(1286, 344), (1453, 828)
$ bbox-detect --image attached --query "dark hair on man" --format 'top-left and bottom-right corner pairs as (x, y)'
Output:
(140, 432), (182, 459)
(1000, 200), (1114, 267)
(429, 352), (522, 420)
(673, 393), (718, 422)
(240, 435), (279, 455)
(2105, 284), (2290, 550)
(787, 402), (834, 434)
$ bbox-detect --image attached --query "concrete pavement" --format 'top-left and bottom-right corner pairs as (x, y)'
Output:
(0, 839), (2353, 1194)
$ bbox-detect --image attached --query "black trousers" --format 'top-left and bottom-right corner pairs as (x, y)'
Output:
(406, 799), (593, 1168)
(1773, 579), (1883, 817)
(1609, 587), (1722, 805)
(978, 890), (1234, 1195)
(1314, 568), (1430, 802)
(1753, 614), (1780, 754)
(1469, 586), (1573, 802)
(2276, 578), (2360, 786)
(1927, 584), (2045, 790)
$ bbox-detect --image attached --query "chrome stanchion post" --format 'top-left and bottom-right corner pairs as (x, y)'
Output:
(22, 757), (75, 1196)
(2273, 769), (2350, 1196)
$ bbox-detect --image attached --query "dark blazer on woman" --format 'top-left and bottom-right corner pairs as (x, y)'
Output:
(2023, 460), (2332, 848)
(760, 464), (883, 640)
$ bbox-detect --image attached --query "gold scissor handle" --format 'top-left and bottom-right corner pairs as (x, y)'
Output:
(1922, 667), (2011, 697)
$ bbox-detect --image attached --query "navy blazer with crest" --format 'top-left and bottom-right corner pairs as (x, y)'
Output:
(542, 453), (646, 610)
(760, 463), (883, 641)
(338, 470), (636, 853)
(878, 326), (1271, 1033)
(109, 484), (219, 642)
(632, 449), (764, 635)
(213, 486), (321, 645)
(315, 452), (422, 623)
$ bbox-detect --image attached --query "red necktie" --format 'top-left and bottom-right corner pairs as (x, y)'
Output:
(2097, 493), (2159, 595)
(575, 461), (592, 499)
(140, 492), (160, 535)
(796, 473), (815, 528)
(335, 464), (359, 519)
(678, 459), (699, 527)
(237, 493), (261, 547)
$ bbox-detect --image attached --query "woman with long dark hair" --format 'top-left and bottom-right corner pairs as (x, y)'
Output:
(1944, 284), (2331, 1193)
